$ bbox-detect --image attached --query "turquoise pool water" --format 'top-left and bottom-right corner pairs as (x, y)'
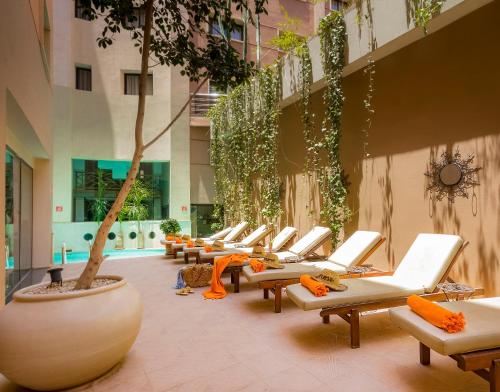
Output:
(6, 248), (164, 269)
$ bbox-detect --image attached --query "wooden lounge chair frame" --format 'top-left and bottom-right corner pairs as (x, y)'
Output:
(259, 237), (386, 313)
(419, 343), (499, 392)
(196, 226), (275, 264)
(171, 226), (254, 261)
(220, 231), (331, 294)
(317, 241), (484, 349)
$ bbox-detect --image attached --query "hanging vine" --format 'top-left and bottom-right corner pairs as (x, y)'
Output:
(208, 96), (228, 231)
(407, 0), (444, 34)
(208, 64), (282, 227)
(256, 65), (283, 223)
(318, 11), (351, 247)
(296, 43), (318, 176)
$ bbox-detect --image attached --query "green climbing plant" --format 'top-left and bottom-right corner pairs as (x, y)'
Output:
(318, 11), (351, 247)
(296, 43), (318, 176)
(408, 0), (444, 34)
(208, 63), (283, 227)
(268, 4), (305, 52)
(256, 65), (282, 223)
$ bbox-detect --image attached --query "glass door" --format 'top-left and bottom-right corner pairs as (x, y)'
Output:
(4, 149), (32, 299)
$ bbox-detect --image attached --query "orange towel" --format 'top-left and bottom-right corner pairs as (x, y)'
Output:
(167, 235), (174, 241)
(204, 245), (213, 253)
(300, 274), (329, 297)
(407, 295), (465, 333)
(175, 238), (182, 244)
(249, 259), (265, 273)
(203, 254), (249, 299)
(186, 241), (194, 248)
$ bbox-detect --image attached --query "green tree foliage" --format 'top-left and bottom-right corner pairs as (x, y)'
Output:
(121, 179), (152, 226)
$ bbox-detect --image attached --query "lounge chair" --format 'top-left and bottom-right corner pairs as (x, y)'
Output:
(242, 231), (386, 313)
(200, 226), (331, 294)
(203, 221), (249, 245)
(286, 233), (481, 348)
(197, 225), (272, 262)
(270, 226), (332, 262)
(226, 226), (298, 256)
(389, 297), (498, 391)
(200, 226), (233, 241)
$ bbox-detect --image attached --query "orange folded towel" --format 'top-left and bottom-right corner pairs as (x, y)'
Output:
(249, 259), (265, 273)
(300, 274), (329, 297)
(167, 235), (174, 241)
(186, 241), (194, 248)
(203, 254), (249, 300)
(204, 245), (213, 253)
(407, 295), (465, 333)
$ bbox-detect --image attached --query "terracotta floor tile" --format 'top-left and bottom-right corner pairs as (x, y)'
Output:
(0, 256), (490, 392)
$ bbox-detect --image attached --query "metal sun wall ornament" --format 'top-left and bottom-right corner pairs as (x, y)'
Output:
(425, 149), (481, 203)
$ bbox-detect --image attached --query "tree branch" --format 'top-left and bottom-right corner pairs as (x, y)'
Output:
(143, 76), (209, 150)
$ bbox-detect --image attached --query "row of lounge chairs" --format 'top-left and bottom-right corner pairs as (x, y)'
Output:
(165, 224), (498, 391)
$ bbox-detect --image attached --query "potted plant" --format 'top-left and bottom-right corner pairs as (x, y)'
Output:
(0, 1), (266, 390)
(121, 179), (151, 249)
(160, 218), (181, 239)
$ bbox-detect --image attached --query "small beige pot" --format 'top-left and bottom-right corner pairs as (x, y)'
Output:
(0, 275), (143, 391)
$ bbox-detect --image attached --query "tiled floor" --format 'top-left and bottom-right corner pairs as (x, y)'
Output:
(0, 255), (488, 391)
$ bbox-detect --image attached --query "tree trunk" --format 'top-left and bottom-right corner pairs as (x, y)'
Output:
(74, 0), (154, 289)
(74, 1), (209, 289)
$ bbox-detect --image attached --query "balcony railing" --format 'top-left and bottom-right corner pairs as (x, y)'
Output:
(190, 93), (224, 117)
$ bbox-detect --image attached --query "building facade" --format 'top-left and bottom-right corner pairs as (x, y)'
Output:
(0, 0), (53, 305)
(0, 0), (318, 303)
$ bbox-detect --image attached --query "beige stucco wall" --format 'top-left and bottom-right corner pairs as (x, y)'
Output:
(0, 0), (53, 304)
(190, 127), (214, 204)
(277, 1), (500, 296)
(52, 0), (190, 227)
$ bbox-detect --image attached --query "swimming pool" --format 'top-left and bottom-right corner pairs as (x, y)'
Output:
(5, 248), (165, 269)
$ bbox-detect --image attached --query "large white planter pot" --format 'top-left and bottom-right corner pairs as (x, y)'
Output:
(0, 275), (143, 391)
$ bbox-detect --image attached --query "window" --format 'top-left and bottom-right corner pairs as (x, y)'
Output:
(190, 205), (216, 237)
(231, 24), (243, 41)
(72, 159), (170, 222)
(209, 20), (244, 41)
(126, 7), (146, 28)
(124, 73), (153, 95)
(330, 0), (345, 11)
(75, 66), (92, 91)
(75, 0), (91, 20)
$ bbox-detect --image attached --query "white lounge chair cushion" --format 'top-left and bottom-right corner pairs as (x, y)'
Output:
(223, 221), (249, 242)
(243, 261), (350, 283)
(198, 249), (245, 259)
(289, 226), (331, 256)
(270, 227), (298, 251)
(287, 275), (424, 311)
(392, 234), (463, 293)
(201, 227), (232, 241)
(240, 225), (270, 246)
(389, 297), (500, 355)
(329, 231), (382, 268)
(273, 251), (301, 262)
